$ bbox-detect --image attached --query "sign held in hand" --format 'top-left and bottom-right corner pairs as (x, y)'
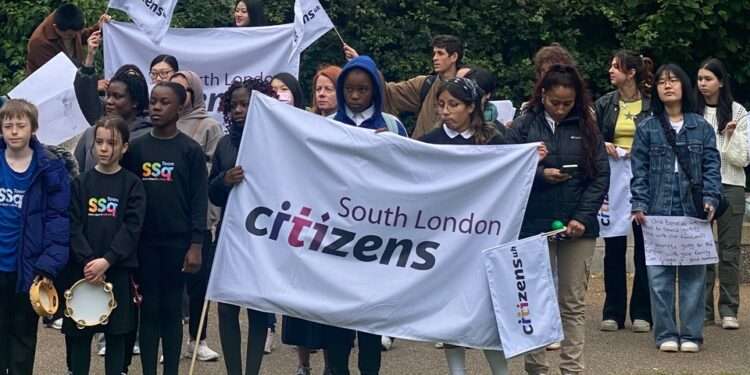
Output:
(642, 215), (717, 266)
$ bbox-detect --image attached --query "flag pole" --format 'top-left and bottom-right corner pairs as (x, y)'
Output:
(188, 298), (210, 375)
(542, 228), (566, 238)
(332, 26), (346, 46)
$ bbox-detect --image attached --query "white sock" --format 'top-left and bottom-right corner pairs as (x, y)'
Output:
(444, 347), (467, 375)
(483, 349), (509, 375)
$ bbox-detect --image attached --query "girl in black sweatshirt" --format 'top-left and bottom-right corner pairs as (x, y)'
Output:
(122, 82), (207, 375)
(65, 116), (146, 375)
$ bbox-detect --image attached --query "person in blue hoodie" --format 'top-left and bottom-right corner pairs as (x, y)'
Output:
(323, 56), (405, 375)
(332, 56), (407, 136)
(0, 99), (70, 375)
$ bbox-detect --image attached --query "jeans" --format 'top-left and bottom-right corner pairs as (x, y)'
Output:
(647, 264), (706, 346)
(602, 222), (651, 327)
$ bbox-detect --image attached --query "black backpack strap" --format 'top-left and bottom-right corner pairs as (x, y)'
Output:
(417, 75), (438, 114)
(658, 115), (701, 185)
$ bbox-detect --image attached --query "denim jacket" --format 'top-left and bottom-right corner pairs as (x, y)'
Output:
(630, 113), (721, 217)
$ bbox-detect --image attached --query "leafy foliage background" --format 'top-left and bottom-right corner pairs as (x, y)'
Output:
(2, 0), (749, 106)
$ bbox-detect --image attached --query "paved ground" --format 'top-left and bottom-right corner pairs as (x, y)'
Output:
(34, 274), (750, 375)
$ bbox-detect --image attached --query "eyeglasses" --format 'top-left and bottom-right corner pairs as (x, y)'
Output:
(149, 70), (174, 80)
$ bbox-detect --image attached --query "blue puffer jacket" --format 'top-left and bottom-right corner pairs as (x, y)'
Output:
(0, 137), (71, 293)
(630, 113), (721, 217)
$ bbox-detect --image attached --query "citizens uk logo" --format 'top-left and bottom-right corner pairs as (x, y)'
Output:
(510, 245), (534, 335)
(88, 197), (119, 217)
(142, 161), (175, 181)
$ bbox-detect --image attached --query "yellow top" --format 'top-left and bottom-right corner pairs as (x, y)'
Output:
(613, 99), (642, 150)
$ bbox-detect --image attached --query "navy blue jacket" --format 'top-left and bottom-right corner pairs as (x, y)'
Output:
(334, 56), (407, 136)
(1, 137), (71, 292)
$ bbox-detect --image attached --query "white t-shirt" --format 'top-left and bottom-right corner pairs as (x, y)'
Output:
(670, 119), (684, 172)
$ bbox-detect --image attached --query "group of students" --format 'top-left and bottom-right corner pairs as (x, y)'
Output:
(1, 1), (748, 375)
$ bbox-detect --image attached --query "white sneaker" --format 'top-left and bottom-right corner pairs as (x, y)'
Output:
(631, 319), (651, 333)
(546, 341), (561, 350)
(659, 341), (678, 352)
(51, 318), (63, 330)
(132, 343), (140, 355)
(722, 317), (740, 330)
(680, 341), (700, 353)
(381, 336), (393, 351)
(159, 355), (163, 363)
(197, 340), (220, 361)
(97, 345), (106, 356)
(264, 329), (275, 354)
(434, 342), (444, 349)
(599, 319), (618, 331)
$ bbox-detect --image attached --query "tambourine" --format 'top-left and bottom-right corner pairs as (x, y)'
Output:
(29, 276), (59, 318)
(64, 279), (117, 330)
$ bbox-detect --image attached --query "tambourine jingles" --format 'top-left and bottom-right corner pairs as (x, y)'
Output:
(64, 278), (117, 330)
(29, 276), (59, 318)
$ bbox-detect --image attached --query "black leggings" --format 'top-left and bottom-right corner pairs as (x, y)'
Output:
(327, 330), (381, 375)
(188, 233), (214, 341)
(69, 333), (126, 375)
(218, 303), (268, 375)
(138, 243), (187, 375)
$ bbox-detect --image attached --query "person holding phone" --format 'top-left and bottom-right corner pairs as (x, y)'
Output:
(507, 64), (609, 375)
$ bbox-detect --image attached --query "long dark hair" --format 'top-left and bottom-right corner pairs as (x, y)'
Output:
(272, 73), (305, 109)
(651, 64), (695, 143)
(435, 77), (497, 145)
(111, 65), (149, 117)
(529, 64), (599, 178)
(236, 0), (267, 26)
(651, 64), (696, 115)
(696, 58), (734, 133)
(613, 50), (654, 97)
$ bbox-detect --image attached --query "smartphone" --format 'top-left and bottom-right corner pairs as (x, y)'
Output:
(560, 164), (578, 175)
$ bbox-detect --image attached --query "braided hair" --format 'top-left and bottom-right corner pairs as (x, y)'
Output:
(110, 64), (149, 117)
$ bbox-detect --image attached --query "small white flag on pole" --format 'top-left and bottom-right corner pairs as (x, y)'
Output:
(290, 0), (334, 60)
(7, 53), (89, 145)
(107, 0), (178, 45)
(482, 234), (564, 358)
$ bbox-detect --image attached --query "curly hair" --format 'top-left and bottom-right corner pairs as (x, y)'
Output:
(219, 76), (277, 126)
(110, 64), (149, 116)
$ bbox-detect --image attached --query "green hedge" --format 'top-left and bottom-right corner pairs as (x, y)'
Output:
(2, 0), (749, 107)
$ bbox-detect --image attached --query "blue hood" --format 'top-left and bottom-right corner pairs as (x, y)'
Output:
(334, 56), (388, 129)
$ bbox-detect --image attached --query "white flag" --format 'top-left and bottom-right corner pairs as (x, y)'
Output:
(483, 234), (563, 358)
(598, 148), (633, 238)
(7, 53), (89, 145)
(206, 93), (540, 349)
(291, 0), (334, 59)
(108, 0), (178, 45)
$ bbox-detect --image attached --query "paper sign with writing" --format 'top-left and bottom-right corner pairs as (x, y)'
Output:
(642, 216), (717, 266)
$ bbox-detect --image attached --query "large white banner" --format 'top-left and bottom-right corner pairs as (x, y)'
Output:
(8, 53), (89, 145)
(108, 0), (178, 45)
(206, 93), (539, 349)
(103, 21), (300, 117)
(598, 149), (633, 238)
(483, 234), (563, 358)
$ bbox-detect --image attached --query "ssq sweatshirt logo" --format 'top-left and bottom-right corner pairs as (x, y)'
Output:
(88, 197), (119, 217)
(0, 188), (24, 209)
(142, 161), (175, 182)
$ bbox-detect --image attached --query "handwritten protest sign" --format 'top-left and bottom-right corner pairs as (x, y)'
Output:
(642, 216), (717, 266)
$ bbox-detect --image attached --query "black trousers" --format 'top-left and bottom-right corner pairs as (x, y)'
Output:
(326, 329), (381, 375)
(602, 222), (652, 327)
(138, 242), (188, 375)
(188, 232), (214, 341)
(218, 303), (268, 375)
(0, 272), (39, 375)
(69, 333), (127, 375)
(122, 312), (139, 374)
